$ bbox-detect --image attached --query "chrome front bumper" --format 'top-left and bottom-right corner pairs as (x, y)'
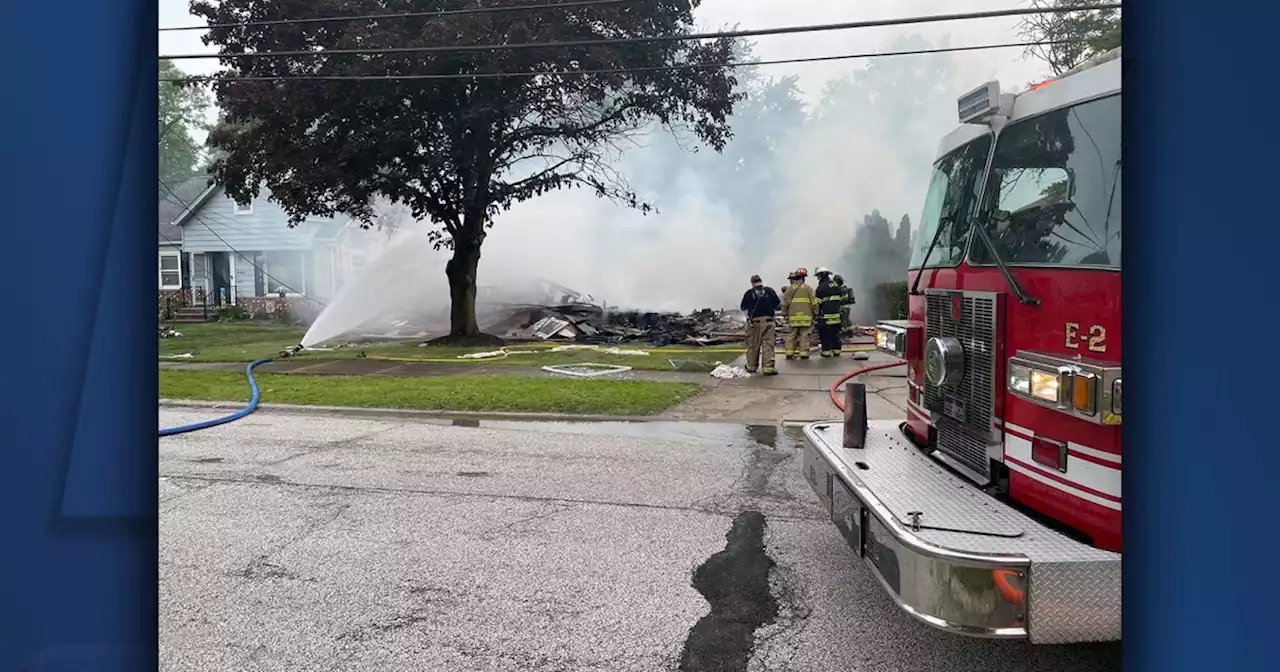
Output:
(802, 420), (1121, 644)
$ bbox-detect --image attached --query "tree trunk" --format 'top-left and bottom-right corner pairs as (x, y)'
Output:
(445, 238), (482, 337)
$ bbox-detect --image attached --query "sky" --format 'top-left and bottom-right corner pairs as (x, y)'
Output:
(158, 0), (1054, 315)
(159, 0), (1046, 134)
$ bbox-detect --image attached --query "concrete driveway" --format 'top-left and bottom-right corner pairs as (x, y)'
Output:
(159, 408), (1121, 672)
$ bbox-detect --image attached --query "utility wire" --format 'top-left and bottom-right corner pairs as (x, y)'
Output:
(160, 0), (637, 32)
(158, 4), (1121, 61)
(162, 40), (1067, 82)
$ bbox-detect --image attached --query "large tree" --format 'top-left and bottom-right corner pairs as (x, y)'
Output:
(191, 0), (742, 340)
(1018, 0), (1121, 75)
(159, 59), (211, 189)
(836, 210), (908, 323)
(894, 213), (912, 261)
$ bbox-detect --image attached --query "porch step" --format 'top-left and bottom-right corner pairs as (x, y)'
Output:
(164, 305), (215, 323)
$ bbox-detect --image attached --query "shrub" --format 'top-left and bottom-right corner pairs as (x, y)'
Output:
(878, 281), (909, 320)
(216, 305), (250, 322)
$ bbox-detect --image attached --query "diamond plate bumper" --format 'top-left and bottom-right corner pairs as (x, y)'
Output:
(802, 420), (1121, 644)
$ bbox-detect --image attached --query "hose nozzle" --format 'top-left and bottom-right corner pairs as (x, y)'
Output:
(279, 344), (304, 358)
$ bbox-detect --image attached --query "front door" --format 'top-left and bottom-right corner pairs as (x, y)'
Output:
(210, 252), (232, 307)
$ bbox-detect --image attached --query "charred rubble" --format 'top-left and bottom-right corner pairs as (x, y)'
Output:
(482, 303), (750, 347)
(335, 279), (838, 347)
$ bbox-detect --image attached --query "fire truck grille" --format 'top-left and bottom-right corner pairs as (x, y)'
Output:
(924, 291), (997, 481)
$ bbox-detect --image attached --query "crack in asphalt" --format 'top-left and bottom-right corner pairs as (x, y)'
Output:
(159, 472), (828, 523)
(232, 499), (351, 584)
(477, 502), (581, 541)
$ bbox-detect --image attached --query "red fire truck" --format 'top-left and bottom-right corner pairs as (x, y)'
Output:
(803, 49), (1121, 644)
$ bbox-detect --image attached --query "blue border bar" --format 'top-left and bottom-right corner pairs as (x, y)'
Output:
(0, 1), (156, 669)
(1127, 1), (1278, 670)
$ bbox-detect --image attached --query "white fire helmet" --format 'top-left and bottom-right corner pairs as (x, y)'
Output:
(815, 266), (831, 276)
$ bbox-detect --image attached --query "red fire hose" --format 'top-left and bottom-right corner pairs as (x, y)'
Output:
(829, 360), (908, 411)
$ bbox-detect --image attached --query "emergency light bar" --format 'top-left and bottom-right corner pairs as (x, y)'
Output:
(957, 81), (1002, 124)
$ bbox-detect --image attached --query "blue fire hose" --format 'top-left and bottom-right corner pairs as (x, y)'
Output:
(159, 358), (274, 437)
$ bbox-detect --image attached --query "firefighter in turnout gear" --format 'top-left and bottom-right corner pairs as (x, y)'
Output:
(833, 274), (855, 335)
(739, 275), (780, 375)
(780, 268), (816, 359)
(814, 267), (843, 357)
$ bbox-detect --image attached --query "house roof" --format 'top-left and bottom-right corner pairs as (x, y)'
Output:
(159, 175), (217, 244)
(313, 220), (349, 242)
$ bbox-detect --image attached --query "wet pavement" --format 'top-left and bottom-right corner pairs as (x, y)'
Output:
(159, 409), (1121, 672)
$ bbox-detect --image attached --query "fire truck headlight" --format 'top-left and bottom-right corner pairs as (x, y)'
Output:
(874, 323), (907, 358)
(1008, 358), (1070, 406)
(1030, 369), (1063, 403)
(1008, 363), (1032, 395)
(1010, 351), (1121, 425)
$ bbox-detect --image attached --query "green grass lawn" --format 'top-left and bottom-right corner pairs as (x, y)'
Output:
(159, 369), (702, 416)
(159, 323), (740, 371)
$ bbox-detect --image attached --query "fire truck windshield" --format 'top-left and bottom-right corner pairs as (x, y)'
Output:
(909, 135), (991, 270)
(971, 94), (1122, 269)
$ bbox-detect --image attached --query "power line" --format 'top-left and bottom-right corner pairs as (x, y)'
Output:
(157, 4), (1121, 61)
(161, 40), (1067, 83)
(160, 0), (636, 32)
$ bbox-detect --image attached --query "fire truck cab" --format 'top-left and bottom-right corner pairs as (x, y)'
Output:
(802, 49), (1121, 644)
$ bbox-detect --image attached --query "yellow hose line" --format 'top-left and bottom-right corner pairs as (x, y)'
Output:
(364, 344), (875, 364)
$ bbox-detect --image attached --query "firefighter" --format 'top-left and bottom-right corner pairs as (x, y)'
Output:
(814, 267), (843, 357)
(833, 273), (855, 335)
(780, 268), (816, 360)
(739, 274), (780, 375)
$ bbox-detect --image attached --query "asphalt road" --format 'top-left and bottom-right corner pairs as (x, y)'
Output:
(159, 408), (1122, 672)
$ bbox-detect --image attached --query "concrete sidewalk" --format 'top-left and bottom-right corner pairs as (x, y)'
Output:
(659, 350), (909, 423)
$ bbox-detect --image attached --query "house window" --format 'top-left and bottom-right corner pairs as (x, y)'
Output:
(159, 251), (182, 289)
(263, 250), (307, 295)
(233, 199), (253, 215)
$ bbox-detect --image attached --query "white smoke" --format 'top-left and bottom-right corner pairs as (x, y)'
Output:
(321, 0), (1051, 325)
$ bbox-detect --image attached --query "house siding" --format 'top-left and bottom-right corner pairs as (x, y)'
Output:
(234, 252), (258, 299)
(314, 248), (334, 298)
(179, 186), (334, 253)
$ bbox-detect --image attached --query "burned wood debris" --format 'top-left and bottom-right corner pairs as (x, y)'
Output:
(338, 279), (764, 346)
(483, 303), (748, 347)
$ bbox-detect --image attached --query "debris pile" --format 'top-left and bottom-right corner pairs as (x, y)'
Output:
(483, 303), (749, 347)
